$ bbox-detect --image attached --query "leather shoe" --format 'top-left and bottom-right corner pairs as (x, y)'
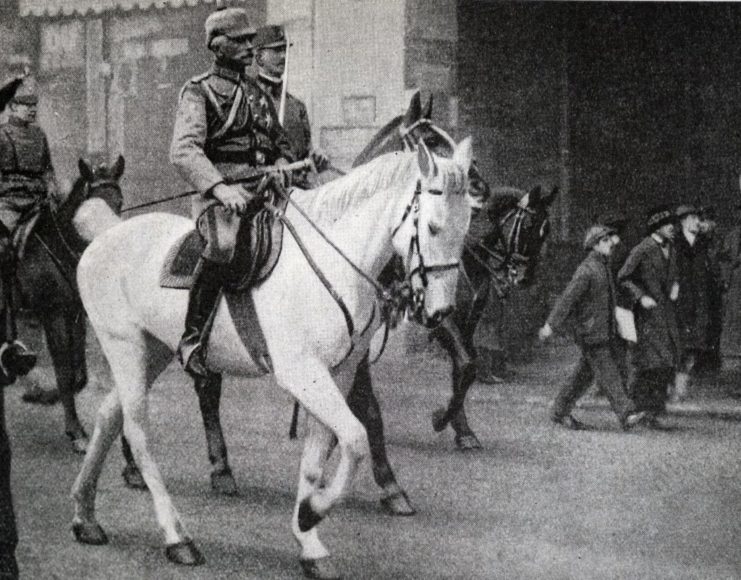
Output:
(621, 410), (648, 431)
(551, 414), (591, 431)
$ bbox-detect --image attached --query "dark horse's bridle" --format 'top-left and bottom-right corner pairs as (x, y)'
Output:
(395, 117), (546, 299)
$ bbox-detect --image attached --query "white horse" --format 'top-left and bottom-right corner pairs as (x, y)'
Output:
(69, 140), (473, 580)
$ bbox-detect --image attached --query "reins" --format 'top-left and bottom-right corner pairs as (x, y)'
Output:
(119, 159), (315, 214)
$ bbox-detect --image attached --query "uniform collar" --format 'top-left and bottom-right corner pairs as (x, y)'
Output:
(211, 62), (245, 82)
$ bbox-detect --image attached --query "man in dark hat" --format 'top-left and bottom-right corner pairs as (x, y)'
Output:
(250, 24), (328, 187)
(672, 204), (712, 401)
(539, 224), (647, 430)
(618, 204), (680, 427)
(170, 7), (295, 378)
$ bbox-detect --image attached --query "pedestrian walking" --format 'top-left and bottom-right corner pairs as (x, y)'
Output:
(618, 205), (680, 427)
(539, 225), (647, 431)
(672, 204), (712, 401)
(696, 205), (723, 374)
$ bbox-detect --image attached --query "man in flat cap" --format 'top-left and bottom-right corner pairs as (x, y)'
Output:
(170, 7), (295, 378)
(618, 205), (680, 427)
(672, 204), (712, 401)
(250, 24), (328, 188)
(539, 225), (646, 431)
(0, 74), (61, 381)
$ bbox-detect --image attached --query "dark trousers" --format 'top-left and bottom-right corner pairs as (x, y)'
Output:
(553, 340), (636, 423)
(631, 367), (674, 417)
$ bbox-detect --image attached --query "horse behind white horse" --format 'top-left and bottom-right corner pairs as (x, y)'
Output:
(69, 139), (473, 579)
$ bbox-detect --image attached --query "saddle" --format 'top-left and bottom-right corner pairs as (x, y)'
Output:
(160, 192), (291, 374)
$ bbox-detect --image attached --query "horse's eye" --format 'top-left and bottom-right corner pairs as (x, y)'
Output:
(428, 223), (441, 236)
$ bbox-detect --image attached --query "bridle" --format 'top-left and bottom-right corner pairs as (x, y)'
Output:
(390, 179), (461, 321)
(465, 202), (548, 299)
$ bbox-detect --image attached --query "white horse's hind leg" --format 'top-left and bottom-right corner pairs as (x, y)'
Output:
(107, 334), (203, 564)
(71, 389), (123, 545)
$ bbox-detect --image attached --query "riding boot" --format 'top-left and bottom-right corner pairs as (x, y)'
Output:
(177, 259), (225, 378)
(0, 250), (35, 382)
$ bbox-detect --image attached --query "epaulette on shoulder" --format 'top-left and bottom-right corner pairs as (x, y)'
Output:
(178, 72), (212, 100)
(189, 71), (212, 84)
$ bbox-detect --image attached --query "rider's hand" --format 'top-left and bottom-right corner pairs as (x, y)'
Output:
(212, 183), (249, 215)
(639, 295), (657, 309)
(310, 148), (329, 172)
(538, 323), (553, 341)
(272, 157), (291, 189)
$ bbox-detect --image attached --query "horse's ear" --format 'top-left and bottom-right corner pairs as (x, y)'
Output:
(453, 136), (473, 174)
(529, 185), (542, 205)
(422, 94), (433, 120)
(112, 155), (125, 180)
(417, 139), (437, 179)
(403, 90), (422, 127)
(542, 186), (559, 206)
(78, 158), (93, 182)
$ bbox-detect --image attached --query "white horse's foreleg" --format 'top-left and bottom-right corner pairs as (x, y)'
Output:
(71, 389), (123, 544)
(274, 357), (368, 565)
(292, 416), (336, 561)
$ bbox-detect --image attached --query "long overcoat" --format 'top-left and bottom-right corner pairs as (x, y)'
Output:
(618, 236), (680, 370)
(674, 233), (710, 353)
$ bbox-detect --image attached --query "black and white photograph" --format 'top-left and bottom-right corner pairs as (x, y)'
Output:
(0, 0), (740, 578)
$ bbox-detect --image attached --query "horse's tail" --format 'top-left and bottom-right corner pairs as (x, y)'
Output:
(73, 198), (123, 243)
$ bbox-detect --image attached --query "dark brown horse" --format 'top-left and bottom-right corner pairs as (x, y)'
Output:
(120, 94), (554, 516)
(17, 156), (124, 453)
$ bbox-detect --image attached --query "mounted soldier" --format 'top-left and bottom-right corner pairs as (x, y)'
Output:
(250, 24), (328, 188)
(170, 7), (295, 378)
(0, 74), (62, 382)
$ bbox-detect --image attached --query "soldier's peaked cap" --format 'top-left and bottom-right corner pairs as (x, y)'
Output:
(205, 7), (255, 47)
(253, 25), (292, 49)
(11, 77), (38, 105)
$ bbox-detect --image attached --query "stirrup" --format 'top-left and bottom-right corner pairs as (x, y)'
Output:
(0, 340), (37, 378)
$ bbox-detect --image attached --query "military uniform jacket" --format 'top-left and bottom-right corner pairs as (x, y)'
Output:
(546, 250), (618, 347)
(0, 116), (56, 232)
(253, 73), (312, 162)
(170, 63), (295, 219)
(618, 236), (680, 369)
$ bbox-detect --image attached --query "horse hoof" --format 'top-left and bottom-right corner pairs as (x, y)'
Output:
(210, 469), (238, 496)
(380, 490), (416, 516)
(72, 521), (109, 545)
(431, 408), (448, 433)
(122, 466), (147, 490)
(298, 498), (323, 533)
(165, 539), (205, 566)
(66, 431), (89, 455)
(21, 386), (60, 406)
(455, 434), (482, 451)
(300, 556), (341, 580)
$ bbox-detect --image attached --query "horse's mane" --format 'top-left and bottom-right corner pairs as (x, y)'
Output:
(295, 150), (466, 228)
(296, 150), (418, 227)
(352, 115), (403, 167)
